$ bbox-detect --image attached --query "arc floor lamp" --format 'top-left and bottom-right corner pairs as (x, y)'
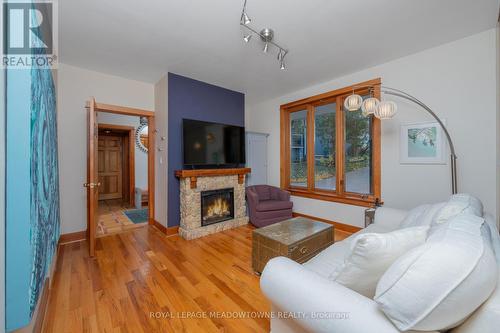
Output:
(345, 86), (458, 194)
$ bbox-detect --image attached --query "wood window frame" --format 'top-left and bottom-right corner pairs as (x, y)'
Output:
(280, 78), (381, 207)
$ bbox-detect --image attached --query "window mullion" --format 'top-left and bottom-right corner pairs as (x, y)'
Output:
(283, 109), (290, 189)
(307, 104), (315, 191)
(372, 85), (382, 201)
(335, 96), (344, 195)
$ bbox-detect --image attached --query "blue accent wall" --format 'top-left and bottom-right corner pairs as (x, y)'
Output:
(6, 69), (32, 331)
(168, 73), (245, 227)
(6, 67), (60, 331)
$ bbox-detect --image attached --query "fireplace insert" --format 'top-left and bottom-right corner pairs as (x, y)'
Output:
(201, 188), (235, 226)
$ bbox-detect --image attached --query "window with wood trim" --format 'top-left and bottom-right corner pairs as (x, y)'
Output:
(280, 78), (381, 207)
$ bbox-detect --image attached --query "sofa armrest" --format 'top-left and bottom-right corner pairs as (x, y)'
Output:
(260, 257), (399, 333)
(373, 207), (408, 230)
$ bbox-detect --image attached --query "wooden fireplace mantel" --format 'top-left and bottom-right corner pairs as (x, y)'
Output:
(175, 168), (251, 189)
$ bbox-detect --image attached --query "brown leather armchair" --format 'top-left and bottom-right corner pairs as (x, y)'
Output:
(246, 185), (293, 228)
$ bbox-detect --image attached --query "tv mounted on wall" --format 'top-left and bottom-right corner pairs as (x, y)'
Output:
(182, 119), (246, 169)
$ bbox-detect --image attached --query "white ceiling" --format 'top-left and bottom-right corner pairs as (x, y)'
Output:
(60, 0), (500, 102)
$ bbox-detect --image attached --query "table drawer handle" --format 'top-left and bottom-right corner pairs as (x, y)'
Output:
(300, 246), (308, 254)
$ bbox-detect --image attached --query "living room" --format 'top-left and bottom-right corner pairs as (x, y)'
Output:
(2, 1), (500, 332)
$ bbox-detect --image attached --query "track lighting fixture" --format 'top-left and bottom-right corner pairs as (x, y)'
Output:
(239, 0), (289, 70)
(263, 43), (269, 53)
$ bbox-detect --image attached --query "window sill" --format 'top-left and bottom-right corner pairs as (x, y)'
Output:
(287, 188), (379, 208)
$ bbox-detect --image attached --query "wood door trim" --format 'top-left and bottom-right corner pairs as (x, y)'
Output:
(88, 102), (155, 117)
(88, 98), (155, 227)
(148, 116), (155, 225)
(87, 98), (97, 256)
(98, 123), (135, 131)
(86, 98), (156, 257)
(128, 128), (135, 207)
(98, 123), (136, 206)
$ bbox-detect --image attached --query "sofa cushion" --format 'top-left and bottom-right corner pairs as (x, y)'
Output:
(329, 226), (429, 298)
(399, 203), (445, 229)
(452, 268), (500, 333)
(434, 193), (483, 225)
(304, 223), (393, 278)
(256, 200), (293, 212)
(375, 214), (497, 332)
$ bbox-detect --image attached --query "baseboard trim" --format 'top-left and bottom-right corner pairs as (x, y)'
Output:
(292, 212), (362, 234)
(32, 278), (50, 333)
(152, 220), (179, 236)
(166, 226), (179, 236)
(58, 230), (86, 245)
(152, 219), (167, 233)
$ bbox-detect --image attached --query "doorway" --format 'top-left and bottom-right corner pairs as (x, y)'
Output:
(96, 124), (143, 237)
(86, 99), (155, 256)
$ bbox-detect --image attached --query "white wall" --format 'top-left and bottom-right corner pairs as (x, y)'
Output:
(496, 22), (500, 227)
(57, 63), (155, 233)
(246, 29), (498, 227)
(154, 75), (168, 227)
(97, 112), (148, 190)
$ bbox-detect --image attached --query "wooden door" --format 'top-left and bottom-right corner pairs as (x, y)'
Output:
(98, 136), (123, 200)
(86, 99), (99, 256)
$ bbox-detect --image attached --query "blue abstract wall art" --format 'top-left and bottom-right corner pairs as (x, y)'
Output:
(29, 67), (60, 315)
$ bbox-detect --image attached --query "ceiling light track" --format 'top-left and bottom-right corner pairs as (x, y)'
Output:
(239, 0), (289, 70)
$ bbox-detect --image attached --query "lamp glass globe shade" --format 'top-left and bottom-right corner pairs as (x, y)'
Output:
(375, 101), (397, 119)
(344, 94), (363, 111)
(361, 97), (380, 117)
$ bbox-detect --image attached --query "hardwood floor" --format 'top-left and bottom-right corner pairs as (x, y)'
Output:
(43, 224), (351, 333)
(97, 199), (147, 237)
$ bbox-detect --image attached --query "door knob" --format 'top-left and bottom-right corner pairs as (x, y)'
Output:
(83, 182), (101, 188)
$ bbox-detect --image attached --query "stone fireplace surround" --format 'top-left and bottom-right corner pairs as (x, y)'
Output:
(175, 168), (251, 240)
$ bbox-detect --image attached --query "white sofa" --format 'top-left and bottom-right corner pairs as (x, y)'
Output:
(260, 206), (500, 333)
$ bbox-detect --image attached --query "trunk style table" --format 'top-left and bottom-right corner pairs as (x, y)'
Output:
(252, 217), (334, 274)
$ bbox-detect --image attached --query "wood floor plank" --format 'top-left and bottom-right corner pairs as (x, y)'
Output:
(43, 224), (352, 333)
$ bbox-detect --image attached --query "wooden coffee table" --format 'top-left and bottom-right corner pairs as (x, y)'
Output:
(252, 217), (334, 274)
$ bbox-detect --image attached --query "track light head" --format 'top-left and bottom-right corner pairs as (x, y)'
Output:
(277, 49), (283, 61)
(263, 43), (269, 53)
(242, 12), (251, 25)
(243, 34), (252, 43)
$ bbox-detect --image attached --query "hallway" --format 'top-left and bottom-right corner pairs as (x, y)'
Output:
(97, 199), (147, 237)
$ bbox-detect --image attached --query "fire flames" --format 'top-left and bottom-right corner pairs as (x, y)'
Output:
(205, 197), (230, 219)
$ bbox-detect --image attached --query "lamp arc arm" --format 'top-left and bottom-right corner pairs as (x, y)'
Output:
(378, 86), (458, 194)
(380, 86), (456, 157)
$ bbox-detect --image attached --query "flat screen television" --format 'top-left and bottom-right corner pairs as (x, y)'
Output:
(183, 119), (246, 168)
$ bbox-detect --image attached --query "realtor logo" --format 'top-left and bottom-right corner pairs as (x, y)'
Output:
(2, 0), (58, 68)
